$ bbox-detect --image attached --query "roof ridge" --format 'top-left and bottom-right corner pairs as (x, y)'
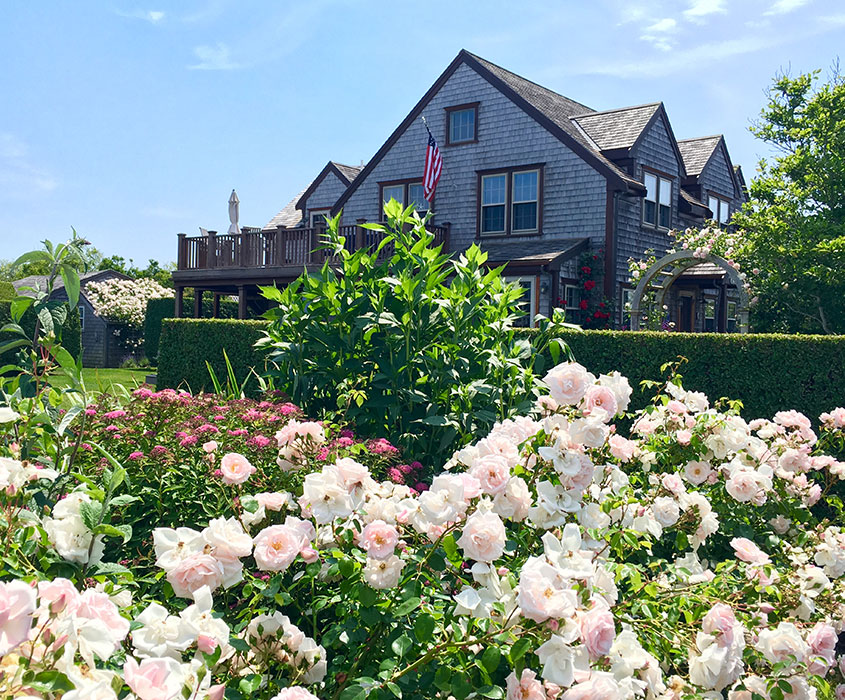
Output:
(571, 102), (661, 119)
(463, 50), (595, 114)
(677, 134), (723, 143)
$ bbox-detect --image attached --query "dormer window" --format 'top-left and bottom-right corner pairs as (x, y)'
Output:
(445, 103), (479, 146)
(643, 170), (672, 229)
(379, 179), (431, 216)
(708, 195), (730, 224)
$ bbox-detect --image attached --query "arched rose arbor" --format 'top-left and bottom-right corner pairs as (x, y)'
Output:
(629, 250), (750, 333)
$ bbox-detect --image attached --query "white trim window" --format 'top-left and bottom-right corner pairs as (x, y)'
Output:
(78, 304), (85, 331)
(703, 298), (716, 332)
(727, 300), (737, 333)
(708, 195), (731, 224)
(511, 170), (539, 232)
(407, 183), (428, 213)
(381, 184), (405, 206)
(309, 209), (332, 227)
(564, 284), (580, 312)
(620, 287), (634, 325)
(643, 172), (672, 229)
(449, 107), (476, 144)
(504, 275), (538, 327)
(481, 174), (507, 235)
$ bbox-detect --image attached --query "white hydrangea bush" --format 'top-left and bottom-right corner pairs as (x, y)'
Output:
(2, 360), (845, 700)
(84, 277), (173, 329)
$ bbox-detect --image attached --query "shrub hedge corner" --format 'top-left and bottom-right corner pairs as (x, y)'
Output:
(144, 295), (239, 362)
(157, 318), (268, 392)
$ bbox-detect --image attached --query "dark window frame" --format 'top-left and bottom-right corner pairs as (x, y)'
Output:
(475, 163), (545, 238)
(378, 178), (434, 216)
(706, 192), (731, 225)
(641, 166), (674, 230)
(445, 102), (480, 146)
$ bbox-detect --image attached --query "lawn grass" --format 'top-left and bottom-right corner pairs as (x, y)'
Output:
(50, 368), (153, 393)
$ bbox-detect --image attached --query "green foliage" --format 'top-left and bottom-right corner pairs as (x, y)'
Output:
(98, 254), (175, 287)
(0, 279), (15, 300)
(144, 294), (239, 362)
(260, 203), (568, 460)
(1, 301), (80, 366)
(733, 67), (845, 334)
(517, 328), (845, 421)
(157, 318), (269, 392)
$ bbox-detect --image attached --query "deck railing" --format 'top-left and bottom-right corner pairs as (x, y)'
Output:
(176, 222), (450, 271)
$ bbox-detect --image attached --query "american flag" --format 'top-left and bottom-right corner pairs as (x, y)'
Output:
(422, 124), (442, 201)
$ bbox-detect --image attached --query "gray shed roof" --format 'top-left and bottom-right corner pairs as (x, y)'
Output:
(570, 103), (661, 152)
(677, 135), (722, 176)
(480, 237), (588, 266)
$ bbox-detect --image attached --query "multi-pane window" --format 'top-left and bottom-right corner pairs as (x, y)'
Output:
(380, 181), (429, 215)
(708, 195), (730, 224)
(643, 172), (672, 229)
(564, 284), (579, 311)
(703, 298), (716, 332)
(479, 168), (541, 235)
(727, 301), (737, 333)
(620, 287), (634, 326)
(447, 105), (477, 145)
(481, 174), (507, 234)
(310, 209), (331, 227)
(504, 275), (538, 328)
(78, 305), (85, 331)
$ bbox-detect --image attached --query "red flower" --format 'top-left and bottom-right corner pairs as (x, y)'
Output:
(599, 302), (606, 308)
(594, 311), (602, 318)
(579, 299), (589, 310)
(584, 280), (596, 291)
(581, 266), (592, 275)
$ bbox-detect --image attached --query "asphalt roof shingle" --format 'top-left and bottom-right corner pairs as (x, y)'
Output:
(332, 162), (363, 183)
(677, 135), (722, 176)
(570, 103), (661, 152)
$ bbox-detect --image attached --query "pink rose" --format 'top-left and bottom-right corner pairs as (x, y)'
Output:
(255, 491), (289, 511)
(730, 537), (770, 564)
(37, 578), (80, 615)
(270, 688), (321, 700)
(581, 385), (618, 421)
(676, 429), (692, 445)
(457, 511), (506, 563)
(518, 558), (578, 623)
(219, 453), (256, 485)
(0, 580), (37, 656)
(470, 454), (511, 495)
(202, 440), (218, 453)
(253, 522), (310, 572)
(124, 657), (184, 700)
(543, 362), (595, 406)
(806, 622), (837, 673)
(359, 520), (399, 560)
(335, 458), (371, 490)
(726, 470), (762, 503)
(661, 473), (685, 495)
(76, 589), (130, 646)
(561, 673), (620, 700)
(507, 669), (546, 700)
(702, 603), (737, 647)
(579, 604), (615, 658)
(167, 553), (225, 598)
(608, 435), (636, 462)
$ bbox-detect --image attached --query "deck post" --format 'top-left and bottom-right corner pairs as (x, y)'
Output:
(207, 231), (217, 269)
(177, 233), (186, 270)
(193, 289), (203, 319)
(174, 286), (184, 318)
(356, 218), (367, 251)
(238, 286), (247, 319)
(441, 221), (452, 253)
(212, 293), (220, 319)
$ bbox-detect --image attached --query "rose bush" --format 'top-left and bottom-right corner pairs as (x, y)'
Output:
(2, 355), (845, 700)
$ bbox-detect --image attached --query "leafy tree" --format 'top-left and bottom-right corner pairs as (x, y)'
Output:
(97, 255), (175, 287)
(0, 231), (102, 281)
(734, 66), (845, 334)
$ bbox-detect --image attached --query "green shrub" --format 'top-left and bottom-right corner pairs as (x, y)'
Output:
(144, 294), (239, 362)
(0, 280), (16, 300)
(260, 203), (567, 461)
(516, 328), (845, 422)
(157, 318), (268, 392)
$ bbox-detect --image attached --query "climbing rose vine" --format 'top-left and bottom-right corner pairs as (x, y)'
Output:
(84, 277), (173, 329)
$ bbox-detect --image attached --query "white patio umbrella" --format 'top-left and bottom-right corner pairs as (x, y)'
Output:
(228, 189), (240, 234)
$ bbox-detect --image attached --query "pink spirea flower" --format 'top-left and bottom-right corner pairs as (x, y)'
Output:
(151, 445), (167, 457)
(387, 467), (404, 484)
(129, 451), (144, 460)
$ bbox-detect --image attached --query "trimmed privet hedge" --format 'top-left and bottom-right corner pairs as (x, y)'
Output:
(157, 319), (845, 421)
(516, 329), (845, 421)
(0, 300), (82, 365)
(157, 318), (269, 392)
(144, 295), (239, 362)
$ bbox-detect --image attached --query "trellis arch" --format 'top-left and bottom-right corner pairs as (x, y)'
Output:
(629, 250), (750, 333)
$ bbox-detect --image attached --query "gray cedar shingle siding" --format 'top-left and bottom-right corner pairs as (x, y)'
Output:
(340, 62), (608, 256)
(698, 143), (742, 210)
(303, 170), (352, 220)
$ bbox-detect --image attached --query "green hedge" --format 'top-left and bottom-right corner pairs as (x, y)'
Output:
(157, 320), (845, 421)
(0, 280), (16, 300)
(1, 300), (81, 365)
(144, 294), (239, 362)
(516, 329), (845, 422)
(157, 318), (269, 392)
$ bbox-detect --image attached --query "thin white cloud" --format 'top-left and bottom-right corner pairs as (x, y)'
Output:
(683, 0), (727, 21)
(188, 43), (238, 70)
(764, 0), (811, 15)
(640, 17), (677, 52)
(115, 9), (165, 23)
(0, 133), (57, 199)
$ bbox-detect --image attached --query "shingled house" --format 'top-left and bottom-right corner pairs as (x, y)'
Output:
(173, 50), (745, 330)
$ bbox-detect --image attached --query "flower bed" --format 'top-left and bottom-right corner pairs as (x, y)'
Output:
(2, 361), (845, 700)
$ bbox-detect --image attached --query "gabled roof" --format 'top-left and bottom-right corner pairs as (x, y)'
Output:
(332, 162), (363, 182)
(570, 103), (661, 153)
(295, 161), (362, 212)
(13, 270), (131, 299)
(331, 50), (644, 215)
(677, 135), (723, 176)
(263, 185), (308, 231)
(679, 188), (711, 218)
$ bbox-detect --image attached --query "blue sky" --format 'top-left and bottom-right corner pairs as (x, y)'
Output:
(2, 0), (843, 265)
